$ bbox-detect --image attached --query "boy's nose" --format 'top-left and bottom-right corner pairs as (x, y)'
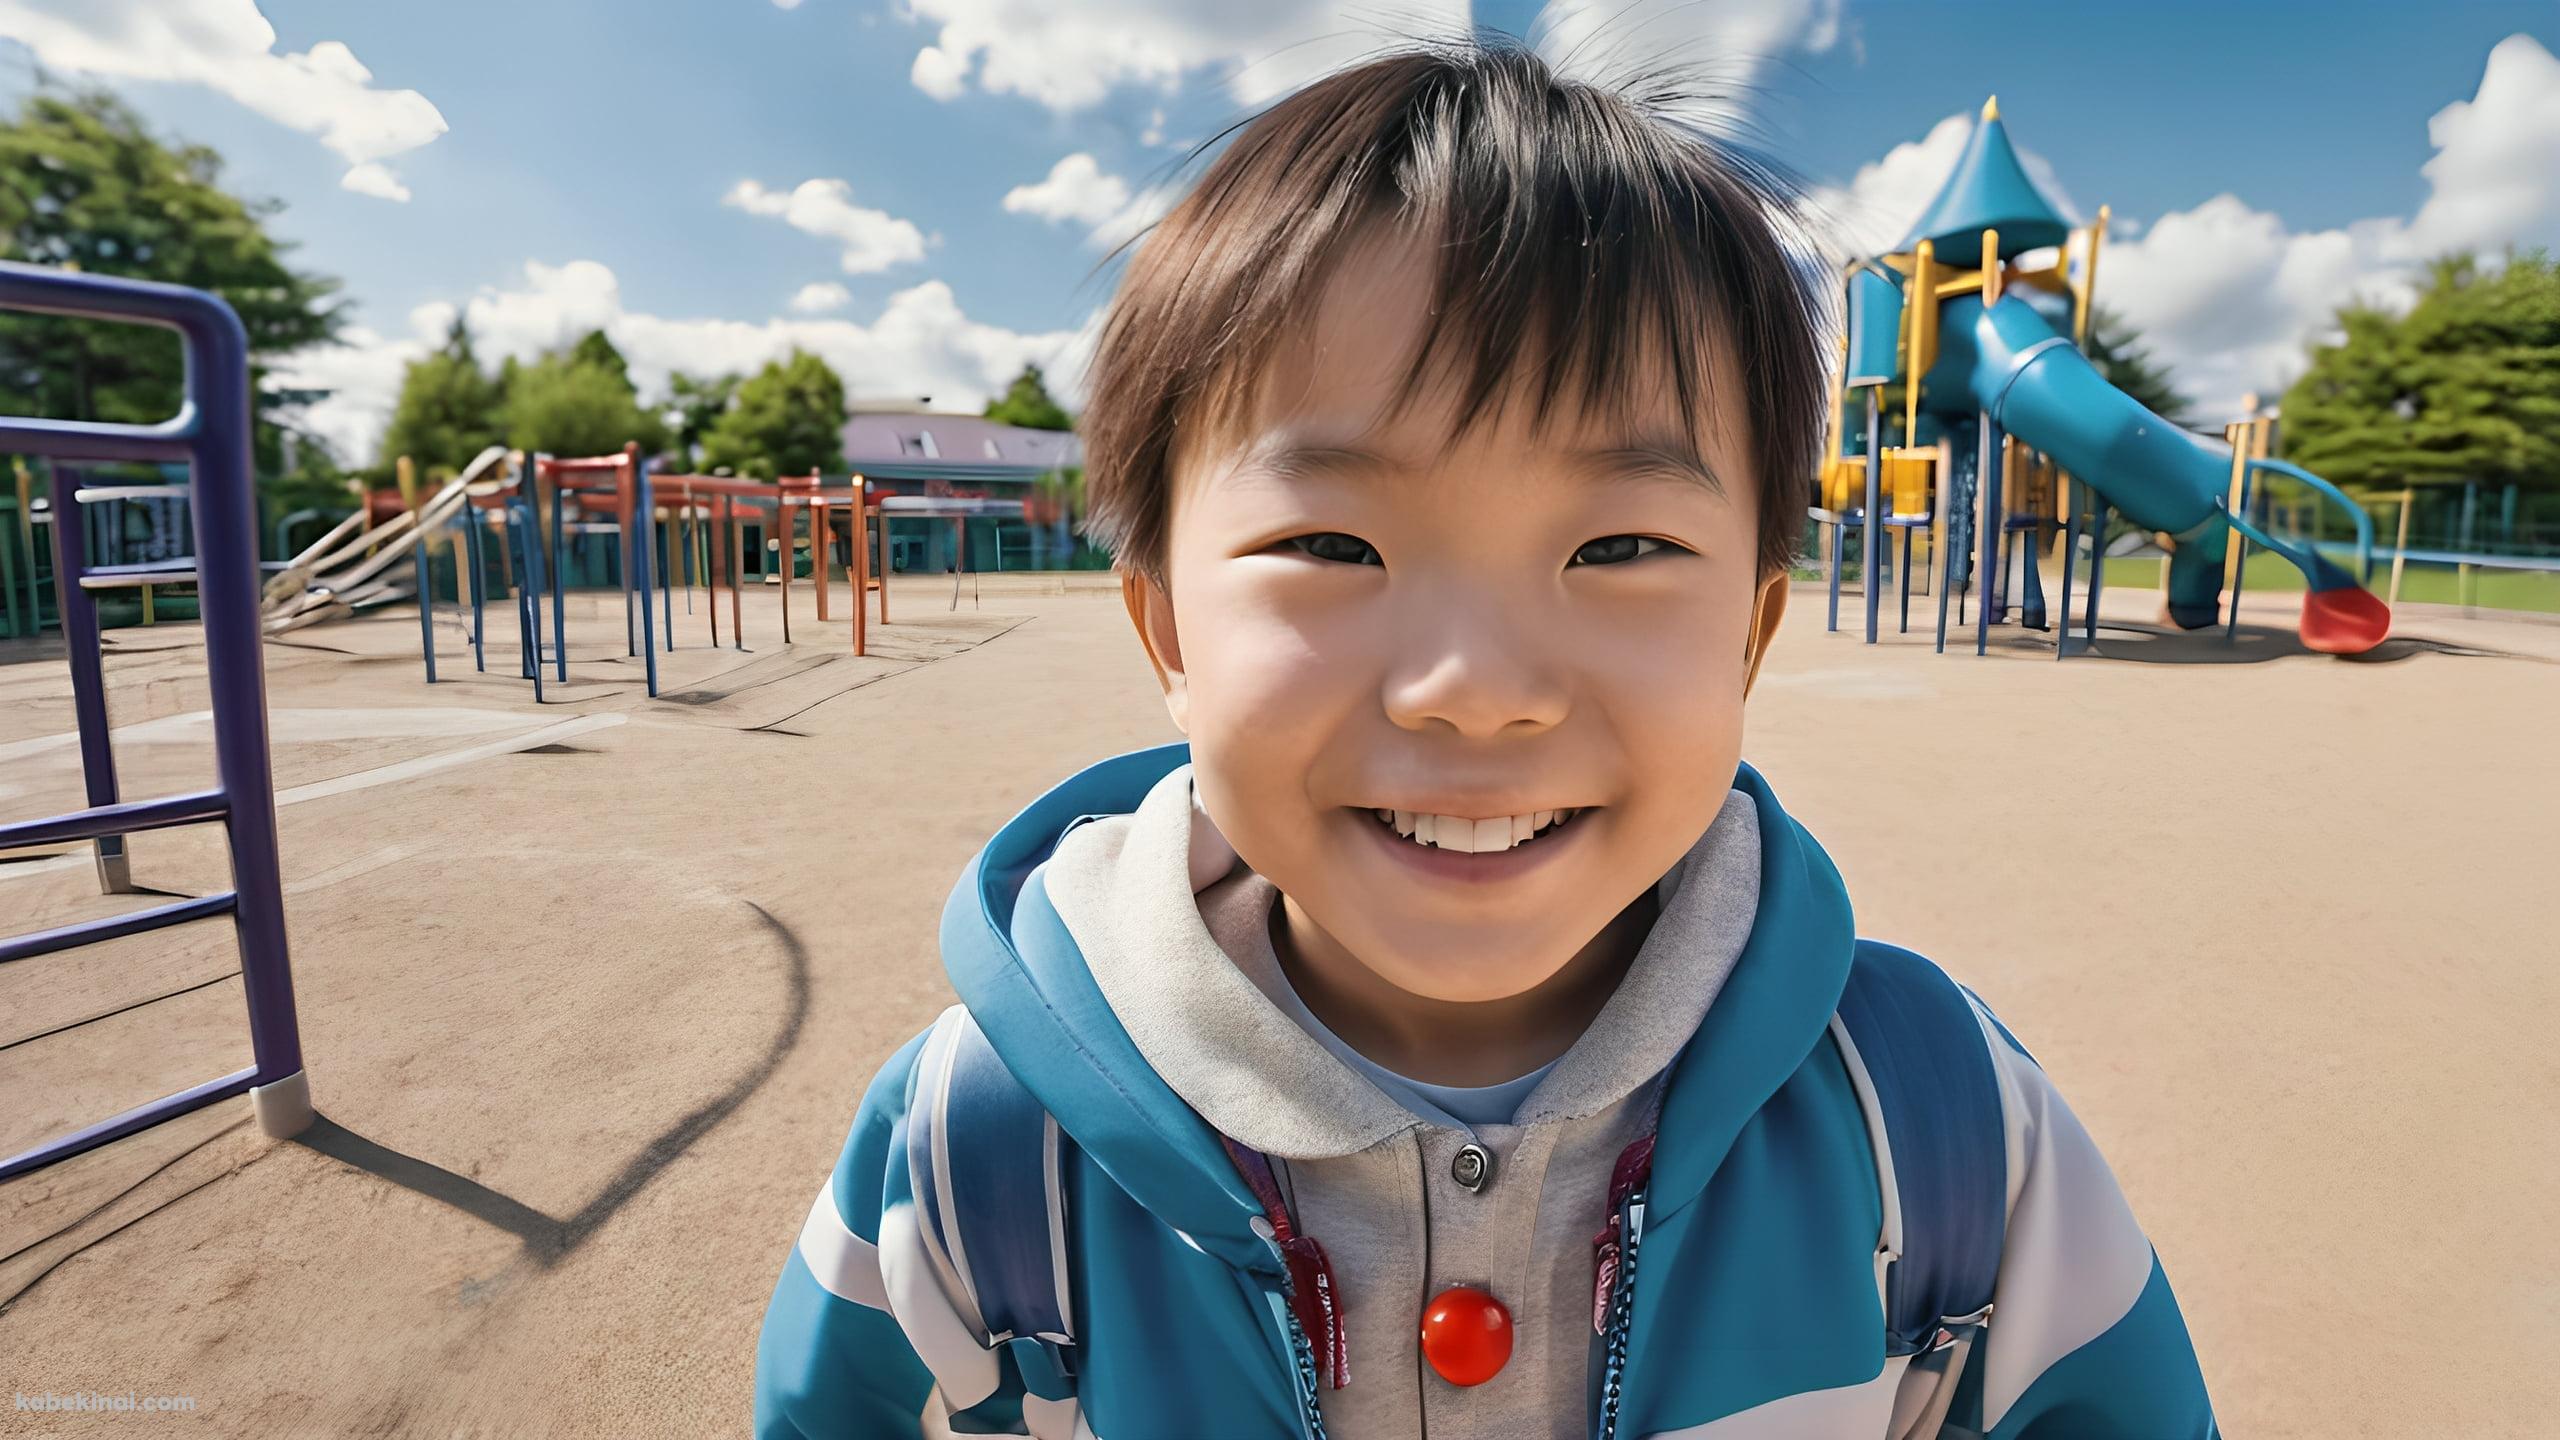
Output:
(1379, 620), (1571, 738)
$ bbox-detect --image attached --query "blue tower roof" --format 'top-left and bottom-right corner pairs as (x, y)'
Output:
(1897, 98), (2074, 260)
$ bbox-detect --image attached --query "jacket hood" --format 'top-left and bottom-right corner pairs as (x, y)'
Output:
(938, 743), (1859, 1265)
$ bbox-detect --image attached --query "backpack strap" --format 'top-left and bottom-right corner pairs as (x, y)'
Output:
(1830, 940), (2009, 1440)
(906, 1005), (1081, 1414)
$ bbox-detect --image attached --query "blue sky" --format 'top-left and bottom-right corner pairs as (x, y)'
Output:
(5, 1), (2557, 463)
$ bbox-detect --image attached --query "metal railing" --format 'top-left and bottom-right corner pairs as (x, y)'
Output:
(0, 260), (313, 1182)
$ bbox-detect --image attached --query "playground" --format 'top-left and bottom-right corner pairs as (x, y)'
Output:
(4, 549), (2556, 1436)
(2, 81), (2557, 1440)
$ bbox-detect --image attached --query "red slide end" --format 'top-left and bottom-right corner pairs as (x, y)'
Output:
(2300, 587), (2391, 655)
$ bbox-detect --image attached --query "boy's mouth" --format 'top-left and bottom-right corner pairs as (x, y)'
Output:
(1360, 806), (1582, 855)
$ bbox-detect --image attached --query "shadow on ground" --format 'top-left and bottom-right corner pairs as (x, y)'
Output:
(295, 899), (811, 1278)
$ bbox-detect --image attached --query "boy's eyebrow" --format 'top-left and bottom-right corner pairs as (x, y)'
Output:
(1569, 439), (1728, 498)
(1230, 437), (1727, 496)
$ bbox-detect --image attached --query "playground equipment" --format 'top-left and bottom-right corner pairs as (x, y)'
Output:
(1816, 98), (2393, 657)
(0, 260), (314, 1182)
(261, 443), (512, 634)
(252, 431), (1037, 701)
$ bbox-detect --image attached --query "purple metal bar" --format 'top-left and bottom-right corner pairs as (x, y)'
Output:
(0, 259), (311, 1178)
(1, 891), (236, 965)
(0, 788), (225, 852)
(0, 1066), (258, 1184)
(45, 468), (129, 891)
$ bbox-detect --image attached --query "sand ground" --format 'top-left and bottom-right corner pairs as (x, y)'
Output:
(2, 570), (2554, 1438)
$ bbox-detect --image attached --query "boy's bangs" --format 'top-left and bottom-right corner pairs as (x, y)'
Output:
(1084, 39), (1828, 583)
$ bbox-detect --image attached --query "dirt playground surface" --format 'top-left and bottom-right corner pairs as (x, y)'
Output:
(2, 571), (2554, 1437)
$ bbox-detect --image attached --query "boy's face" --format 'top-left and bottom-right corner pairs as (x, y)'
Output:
(1130, 231), (1786, 1005)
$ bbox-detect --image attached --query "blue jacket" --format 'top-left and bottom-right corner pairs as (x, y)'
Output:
(754, 743), (2218, 1437)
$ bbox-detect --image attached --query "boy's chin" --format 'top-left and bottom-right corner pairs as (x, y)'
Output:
(1357, 942), (1583, 1007)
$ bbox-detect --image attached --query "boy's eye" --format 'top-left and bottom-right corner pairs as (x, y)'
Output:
(1570, 535), (1676, 567)
(1286, 533), (1382, 565)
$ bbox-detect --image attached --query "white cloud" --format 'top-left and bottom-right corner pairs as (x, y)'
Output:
(2392, 33), (2560, 258)
(724, 178), (931, 274)
(268, 321), (431, 465)
(1809, 34), (2560, 417)
(772, 0), (804, 8)
(1808, 111), (1974, 259)
(0, 0), (445, 200)
(2105, 32), (2560, 414)
(1004, 154), (1134, 228)
(788, 281), (852, 313)
(1534, 0), (1844, 132)
(338, 161), (411, 203)
(900, 0), (1469, 114)
(997, 152), (1176, 250)
(273, 259), (1092, 466)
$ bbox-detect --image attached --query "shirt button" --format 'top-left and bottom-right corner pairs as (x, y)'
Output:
(1451, 1142), (1493, 1193)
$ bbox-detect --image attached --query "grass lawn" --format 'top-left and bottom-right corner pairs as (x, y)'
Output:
(2086, 555), (2560, 614)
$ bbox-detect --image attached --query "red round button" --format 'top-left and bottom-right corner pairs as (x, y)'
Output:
(1419, 1286), (1513, 1387)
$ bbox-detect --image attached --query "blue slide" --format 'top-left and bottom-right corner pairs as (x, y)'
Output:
(1928, 292), (2391, 654)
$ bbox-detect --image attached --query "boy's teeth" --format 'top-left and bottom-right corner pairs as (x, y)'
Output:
(1377, 806), (1577, 854)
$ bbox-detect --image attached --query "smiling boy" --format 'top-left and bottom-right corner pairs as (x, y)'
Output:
(756, 38), (2216, 1440)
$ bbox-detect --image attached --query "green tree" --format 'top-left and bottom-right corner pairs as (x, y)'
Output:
(665, 370), (741, 466)
(0, 88), (342, 476)
(380, 316), (504, 477)
(983, 361), (1073, 431)
(700, 348), (846, 478)
(2083, 304), (2190, 426)
(2283, 251), (2560, 495)
(569, 329), (631, 390)
(506, 346), (666, 459)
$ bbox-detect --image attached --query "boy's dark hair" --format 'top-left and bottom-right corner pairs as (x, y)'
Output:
(1079, 34), (1828, 586)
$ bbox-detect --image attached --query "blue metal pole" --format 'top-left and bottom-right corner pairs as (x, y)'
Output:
(542, 455), (568, 681)
(1975, 415), (2002, 656)
(634, 457), (659, 696)
(47, 474), (130, 892)
(2086, 504), (2109, 643)
(1899, 526), (1914, 634)
(515, 502), (546, 703)
(658, 494), (674, 652)
(464, 506), (487, 672)
(1825, 514), (1843, 632)
(414, 525), (437, 683)
(1861, 391), (1882, 644)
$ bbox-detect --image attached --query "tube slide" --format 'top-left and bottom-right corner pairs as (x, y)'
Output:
(1935, 293), (2391, 654)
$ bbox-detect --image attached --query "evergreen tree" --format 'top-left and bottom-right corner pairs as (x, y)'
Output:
(2283, 252), (2560, 496)
(569, 329), (632, 391)
(983, 362), (1073, 431)
(2083, 304), (2191, 426)
(701, 349), (847, 478)
(0, 88), (342, 476)
(381, 317), (504, 477)
(506, 346), (666, 460)
(665, 370), (742, 466)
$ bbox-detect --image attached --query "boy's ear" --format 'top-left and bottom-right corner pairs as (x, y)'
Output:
(1120, 568), (1190, 733)
(1743, 567), (1788, 697)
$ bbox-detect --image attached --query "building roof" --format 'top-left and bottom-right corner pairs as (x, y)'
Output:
(1895, 97), (2075, 261)
(841, 411), (1081, 483)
